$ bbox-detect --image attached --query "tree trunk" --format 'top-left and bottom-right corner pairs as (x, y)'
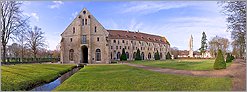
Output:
(2, 44), (6, 62)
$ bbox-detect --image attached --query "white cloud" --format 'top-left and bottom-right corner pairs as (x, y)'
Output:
(49, 1), (64, 9)
(69, 11), (78, 20)
(23, 12), (39, 22)
(122, 1), (192, 14)
(121, 1), (220, 15)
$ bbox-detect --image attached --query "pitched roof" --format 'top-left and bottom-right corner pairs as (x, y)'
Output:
(107, 30), (170, 45)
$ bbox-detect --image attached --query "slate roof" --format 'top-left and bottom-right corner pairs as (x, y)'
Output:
(107, 30), (170, 45)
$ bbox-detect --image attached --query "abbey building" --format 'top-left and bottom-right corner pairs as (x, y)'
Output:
(60, 8), (170, 64)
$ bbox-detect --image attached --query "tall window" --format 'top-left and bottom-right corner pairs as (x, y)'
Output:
(73, 27), (75, 34)
(148, 53), (151, 59)
(82, 19), (84, 26)
(133, 52), (136, 59)
(126, 52), (129, 59)
(70, 38), (73, 42)
(82, 35), (86, 44)
(117, 52), (121, 59)
(69, 49), (74, 61)
(95, 26), (97, 32)
(85, 19), (87, 25)
(97, 37), (99, 41)
(96, 49), (101, 61)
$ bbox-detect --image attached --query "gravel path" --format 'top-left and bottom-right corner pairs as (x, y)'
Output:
(125, 59), (246, 91)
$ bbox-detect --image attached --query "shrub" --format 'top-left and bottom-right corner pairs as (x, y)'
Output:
(214, 50), (226, 70)
(135, 49), (142, 60)
(154, 50), (160, 60)
(120, 48), (127, 61)
(166, 52), (172, 59)
(226, 53), (232, 63)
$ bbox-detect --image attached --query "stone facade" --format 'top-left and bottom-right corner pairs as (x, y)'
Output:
(60, 8), (170, 64)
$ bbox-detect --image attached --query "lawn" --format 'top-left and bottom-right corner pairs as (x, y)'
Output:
(55, 65), (232, 91)
(130, 59), (232, 70)
(1, 64), (76, 91)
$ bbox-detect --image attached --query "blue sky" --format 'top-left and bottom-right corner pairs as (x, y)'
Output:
(17, 1), (231, 51)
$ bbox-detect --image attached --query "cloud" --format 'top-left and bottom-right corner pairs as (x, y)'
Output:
(69, 11), (78, 20)
(121, 1), (220, 15)
(49, 1), (64, 9)
(23, 12), (39, 22)
(121, 1), (192, 15)
(128, 19), (143, 31)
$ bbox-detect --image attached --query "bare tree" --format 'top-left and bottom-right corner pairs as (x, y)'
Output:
(208, 36), (230, 57)
(1, 1), (29, 62)
(219, 1), (246, 58)
(26, 26), (46, 61)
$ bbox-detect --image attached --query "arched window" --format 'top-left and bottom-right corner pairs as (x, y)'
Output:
(113, 40), (116, 43)
(85, 18), (87, 25)
(126, 52), (129, 59)
(117, 52), (121, 60)
(69, 49), (74, 61)
(111, 52), (112, 59)
(82, 19), (84, 26)
(133, 52), (136, 59)
(73, 27), (75, 34)
(148, 53), (151, 59)
(95, 49), (101, 61)
(141, 52), (144, 60)
(160, 53), (162, 59)
(95, 26), (97, 32)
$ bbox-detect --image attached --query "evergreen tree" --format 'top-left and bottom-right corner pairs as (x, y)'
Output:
(135, 49), (141, 60)
(214, 49), (226, 69)
(199, 32), (207, 54)
(166, 52), (172, 59)
(226, 53), (232, 63)
(155, 50), (160, 60)
(120, 48), (127, 61)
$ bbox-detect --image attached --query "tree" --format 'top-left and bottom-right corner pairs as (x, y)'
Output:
(226, 53), (232, 63)
(154, 50), (160, 60)
(120, 48), (127, 61)
(26, 26), (46, 61)
(219, 1), (246, 59)
(208, 36), (229, 57)
(214, 49), (226, 70)
(1, 1), (29, 62)
(170, 47), (179, 59)
(166, 52), (172, 59)
(7, 43), (21, 58)
(199, 32), (207, 55)
(135, 49), (141, 60)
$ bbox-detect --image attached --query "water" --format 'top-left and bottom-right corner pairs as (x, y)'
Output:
(31, 67), (81, 91)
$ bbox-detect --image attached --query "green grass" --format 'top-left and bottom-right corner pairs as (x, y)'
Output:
(1, 64), (76, 91)
(55, 65), (232, 91)
(130, 59), (232, 70)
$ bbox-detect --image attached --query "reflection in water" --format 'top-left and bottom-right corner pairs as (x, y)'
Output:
(31, 67), (81, 91)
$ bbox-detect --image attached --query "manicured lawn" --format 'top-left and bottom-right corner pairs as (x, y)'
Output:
(55, 65), (231, 91)
(130, 59), (232, 70)
(1, 64), (76, 91)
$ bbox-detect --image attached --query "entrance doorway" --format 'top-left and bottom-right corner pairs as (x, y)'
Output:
(81, 46), (88, 63)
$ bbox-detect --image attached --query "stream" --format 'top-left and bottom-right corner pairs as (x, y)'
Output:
(31, 65), (83, 91)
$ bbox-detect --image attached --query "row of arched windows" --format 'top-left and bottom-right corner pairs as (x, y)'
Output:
(69, 49), (101, 62)
(111, 51), (163, 60)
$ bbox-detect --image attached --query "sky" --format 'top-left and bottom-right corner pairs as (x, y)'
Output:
(16, 1), (231, 51)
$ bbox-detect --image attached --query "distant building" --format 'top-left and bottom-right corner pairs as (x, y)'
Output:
(177, 35), (212, 58)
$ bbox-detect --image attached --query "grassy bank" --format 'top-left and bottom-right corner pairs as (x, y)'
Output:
(1, 64), (75, 91)
(55, 65), (231, 91)
(130, 59), (232, 70)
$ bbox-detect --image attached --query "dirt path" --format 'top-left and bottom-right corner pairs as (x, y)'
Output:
(125, 59), (246, 91)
